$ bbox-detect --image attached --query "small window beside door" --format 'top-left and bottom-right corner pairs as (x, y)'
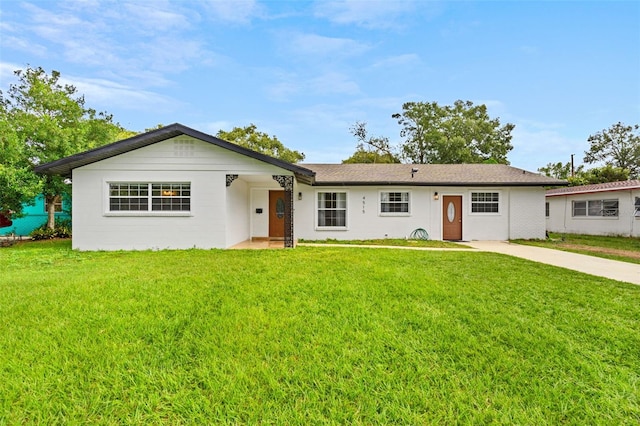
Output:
(471, 192), (499, 214)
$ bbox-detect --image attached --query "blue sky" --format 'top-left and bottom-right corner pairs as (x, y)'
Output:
(1, 0), (638, 171)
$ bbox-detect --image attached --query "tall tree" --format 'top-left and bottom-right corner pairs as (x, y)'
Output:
(216, 124), (304, 163)
(538, 161), (629, 186)
(1, 66), (128, 228)
(0, 113), (41, 218)
(584, 122), (640, 178)
(392, 100), (514, 164)
(342, 121), (400, 164)
(568, 165), (630, 186)
(538, 161), (584, 180)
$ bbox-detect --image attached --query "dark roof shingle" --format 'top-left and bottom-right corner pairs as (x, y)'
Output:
(303, 163), (565, 186)
(546, 180), (640, 196)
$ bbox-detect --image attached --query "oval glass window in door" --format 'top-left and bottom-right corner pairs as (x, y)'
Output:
(276, 197), (285, 219)
(447, 202), (455, 223)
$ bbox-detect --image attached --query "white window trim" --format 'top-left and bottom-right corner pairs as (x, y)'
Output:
(315, 190), (348, 231)
(104, 181), (193, 217)
(378, 190), (411, 217)
(469, 190), (501, 215)
(571, 199), (619, 219)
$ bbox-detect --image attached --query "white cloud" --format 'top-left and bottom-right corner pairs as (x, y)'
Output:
(66, 76), (176, 112)
(287, 33), (370, 58)
(265, 70), (359, 101)
(0, 62), (22, 87)
(313, 0), (418, 29)
(2, 1), (220, 90)
(509, 122), (584, 171)
(0, 36), (48, 57)
(309, 72), (360, 95)
(201, 120), (234, 134)
(200, 0), (264, 24)
(124, 2), (193, 32)
(370, 53), (421, 69)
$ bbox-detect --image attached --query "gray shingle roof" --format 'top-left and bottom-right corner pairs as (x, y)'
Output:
(302, 163), (565, 186)
(546, 179), (640, 196)
(33, 123), (566, 188)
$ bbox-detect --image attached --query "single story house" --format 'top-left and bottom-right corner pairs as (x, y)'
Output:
(546, 180), (640, 237)
(34, 123), (564, 251)
(1, 195), (70, 236)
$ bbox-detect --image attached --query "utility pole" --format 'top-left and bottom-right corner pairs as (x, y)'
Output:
(571, 154), (575, 177)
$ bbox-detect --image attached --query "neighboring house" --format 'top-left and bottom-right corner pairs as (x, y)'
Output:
(34, 123), (564, 251)
(546, 180), (640, 237)
(1, 195), (70, 236)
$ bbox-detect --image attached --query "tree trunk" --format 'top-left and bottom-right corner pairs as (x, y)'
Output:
(45, 195), (60, 230)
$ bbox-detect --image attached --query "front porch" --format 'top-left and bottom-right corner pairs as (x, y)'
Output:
(230, 238), (293, 249)
(226, 173), (296, 248)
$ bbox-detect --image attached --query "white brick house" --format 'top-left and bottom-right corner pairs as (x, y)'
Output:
(35, 124), (564, 250)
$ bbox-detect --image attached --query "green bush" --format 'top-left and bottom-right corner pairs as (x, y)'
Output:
(30, 219), (72, 240)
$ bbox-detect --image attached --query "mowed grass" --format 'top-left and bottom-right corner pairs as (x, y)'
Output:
(514, 232), (640, 264)
(298, 238), (468, 248)
(1, 240), (639, 424)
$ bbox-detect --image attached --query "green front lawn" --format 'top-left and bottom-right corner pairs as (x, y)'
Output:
(514, 232), (640, 264)
(1, 240), (639, 423)
(298, 238), (468, 248)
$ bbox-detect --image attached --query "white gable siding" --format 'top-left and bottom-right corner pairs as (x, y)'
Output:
(546, 189), (640, 237)
(72, 136), (292, 250)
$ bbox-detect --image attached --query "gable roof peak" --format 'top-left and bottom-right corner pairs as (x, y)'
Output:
(34, 123), (315, 179)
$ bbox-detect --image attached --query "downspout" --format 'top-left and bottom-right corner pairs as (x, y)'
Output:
(631, 190), (634, 237)
(563, 196), (568, 234)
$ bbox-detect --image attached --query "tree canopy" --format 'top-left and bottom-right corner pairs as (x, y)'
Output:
(342, 122), (400, 164)
(538, 161), (629, 186)
(344, 100), (514, 164)
(0, 66), (129, 227)
(584, 122), (639, 178)
(392, 100), (514, 164)
(216, 124), (305, 163)
(538, 161), (584, 181)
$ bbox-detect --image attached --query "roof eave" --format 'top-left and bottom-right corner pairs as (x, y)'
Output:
(312, 181), (564, 187)
(33, 123), (315, 180)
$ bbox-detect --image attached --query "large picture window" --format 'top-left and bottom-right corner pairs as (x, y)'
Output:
(109, 183), (190, 212)
(471, 192), (499, 213)
(572, 199), (618, 217)
(317, 192), (346, 228)
(380, 191), (410, 214)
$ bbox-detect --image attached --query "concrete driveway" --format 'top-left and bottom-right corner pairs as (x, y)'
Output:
(464, 241), (640, 286)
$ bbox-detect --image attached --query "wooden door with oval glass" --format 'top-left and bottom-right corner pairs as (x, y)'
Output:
(442, 195), (462, 241)
(269, 190), (285, 239)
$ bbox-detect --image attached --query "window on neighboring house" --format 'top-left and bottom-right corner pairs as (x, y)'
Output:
(635, 197), (640, 217)
(572, 199), (618, 217)
(109, 183), (190, 212)
(44, 198), (63, 213)
(471, 192), (499, 213)
(380, 191), (410, 214)
(545, 202), (549, 217)
(317, 192), (346, 228)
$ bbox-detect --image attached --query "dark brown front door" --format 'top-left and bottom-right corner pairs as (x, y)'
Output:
(442, 195), (462, 240)
(269, 191), (285, 239)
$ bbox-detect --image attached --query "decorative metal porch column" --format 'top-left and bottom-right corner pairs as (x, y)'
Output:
(272, 175), (294, 248)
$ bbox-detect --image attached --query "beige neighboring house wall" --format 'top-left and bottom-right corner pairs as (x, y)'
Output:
(546, 180), (640, 237)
